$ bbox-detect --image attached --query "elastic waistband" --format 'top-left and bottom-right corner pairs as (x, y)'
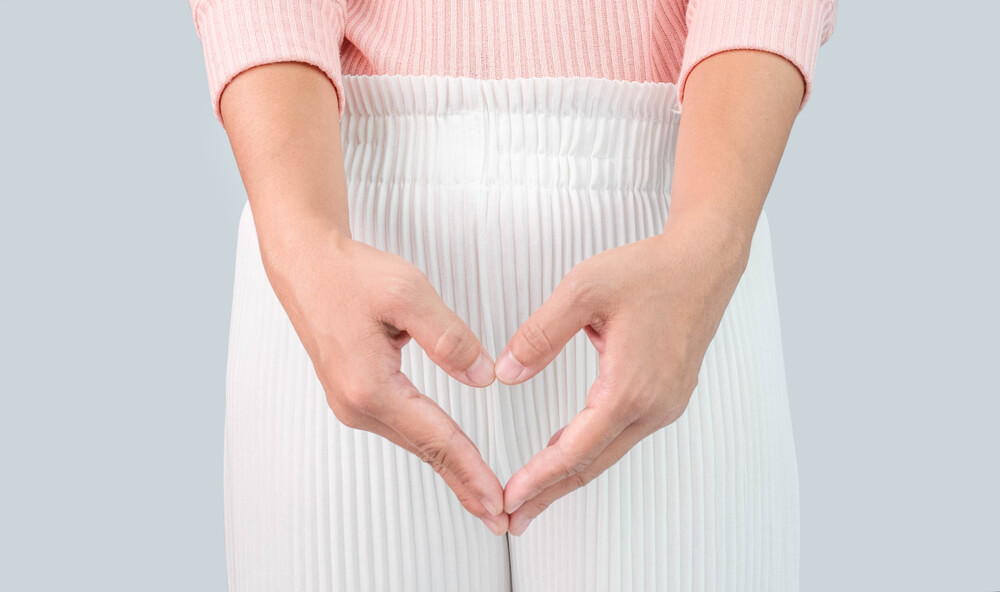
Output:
(339, 74), (682, 194)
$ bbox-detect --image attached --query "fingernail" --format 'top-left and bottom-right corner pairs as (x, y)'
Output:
(464, 351), (495, 387)
(480, 496), (502, 517)
(494, 350), (526, 383)
(509, 515), (533, 537)
(482, 514), (507, 536)
(506, 498), (525, 515)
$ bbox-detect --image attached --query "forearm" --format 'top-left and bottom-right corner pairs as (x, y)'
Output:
(219, 61), (351, 260)
(664, 49), (804, 258)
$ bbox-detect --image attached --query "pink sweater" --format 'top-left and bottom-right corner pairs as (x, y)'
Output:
(188, 0), (838, 127)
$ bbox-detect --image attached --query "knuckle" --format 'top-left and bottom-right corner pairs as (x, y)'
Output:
(339, 412), (367, 430)
(431, 321), (472, 364)
(643, 409), (667, 431)
(417, 427), (461, 476)
(419, 443), (448, 474)
(653, 399), (691, 431)
(570, 456), (593, 477)
(457, 492), (487, 517)
(570, 471), (593, 490)
(620, 396), (648, 426)
(518, 317), (555, 359)
(338, 381), (382, 418)
(326, 398), (367, 429)
(554, 441), (593, 480)
(652, 409), (675, 431)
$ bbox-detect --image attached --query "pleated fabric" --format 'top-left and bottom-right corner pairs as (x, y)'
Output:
(224, 74), (799, 592)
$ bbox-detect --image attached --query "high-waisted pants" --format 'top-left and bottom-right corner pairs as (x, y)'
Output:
(224, 74), (800, 592)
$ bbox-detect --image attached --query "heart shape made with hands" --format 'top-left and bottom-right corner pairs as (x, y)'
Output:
(427, 224), (745, 538)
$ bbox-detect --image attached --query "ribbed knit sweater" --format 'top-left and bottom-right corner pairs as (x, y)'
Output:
(188, 0), (838, 127)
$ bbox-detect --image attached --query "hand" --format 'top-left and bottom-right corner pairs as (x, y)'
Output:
(259, 222), (509, 535)
(493, 213), (753, 536)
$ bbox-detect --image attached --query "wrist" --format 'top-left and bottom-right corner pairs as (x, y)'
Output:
(253, 200), (353, 264)
(664, 196), (759, 256)
(658, 200), (756, 271)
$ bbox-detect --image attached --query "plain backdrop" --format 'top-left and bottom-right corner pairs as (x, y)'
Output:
(1, 1), (996, 591)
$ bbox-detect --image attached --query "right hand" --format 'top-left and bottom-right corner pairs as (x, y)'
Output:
(258, 221), (509, 536)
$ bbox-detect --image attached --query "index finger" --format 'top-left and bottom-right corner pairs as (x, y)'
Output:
(502, 390), (632, 514)
(375, 373), (506, 521)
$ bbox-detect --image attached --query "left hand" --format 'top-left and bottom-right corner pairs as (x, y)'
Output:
(494, 212), (755, 536)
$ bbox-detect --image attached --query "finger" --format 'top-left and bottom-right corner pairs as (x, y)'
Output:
(507, 421), (649, 536)
(546, 426), (566, 447)
(494, 267), (597, 385)
(358, 414), (510, 536)
(396, 276), (496, 388)
(375, 373), (507, 523)
(503, 390), (632, 514)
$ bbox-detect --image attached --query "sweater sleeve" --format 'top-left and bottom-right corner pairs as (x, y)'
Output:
(676, 0), (838, 114)
(187, 0), (347, 128)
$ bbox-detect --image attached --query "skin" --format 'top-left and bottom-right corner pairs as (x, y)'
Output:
(496, 48), (806, 535)
(219, 62), (508, 535)
(217, 47), (804, 538)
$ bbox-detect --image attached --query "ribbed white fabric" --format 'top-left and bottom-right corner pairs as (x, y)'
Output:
(224, 74), (799, 592)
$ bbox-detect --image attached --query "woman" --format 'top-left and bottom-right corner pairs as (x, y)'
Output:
(187, 1), (837, 590)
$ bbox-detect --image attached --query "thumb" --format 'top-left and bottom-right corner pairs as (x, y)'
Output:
(495, 276), (592, 385)
(400, 281), (496, 388)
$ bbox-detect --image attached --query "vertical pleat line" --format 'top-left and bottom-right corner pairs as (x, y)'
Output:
(223, 72), (797, 592)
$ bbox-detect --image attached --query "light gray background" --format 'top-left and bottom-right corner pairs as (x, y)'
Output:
(1, 2), (996, 591)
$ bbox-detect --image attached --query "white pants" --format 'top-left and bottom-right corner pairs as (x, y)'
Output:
(224, 74), (800, 591)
